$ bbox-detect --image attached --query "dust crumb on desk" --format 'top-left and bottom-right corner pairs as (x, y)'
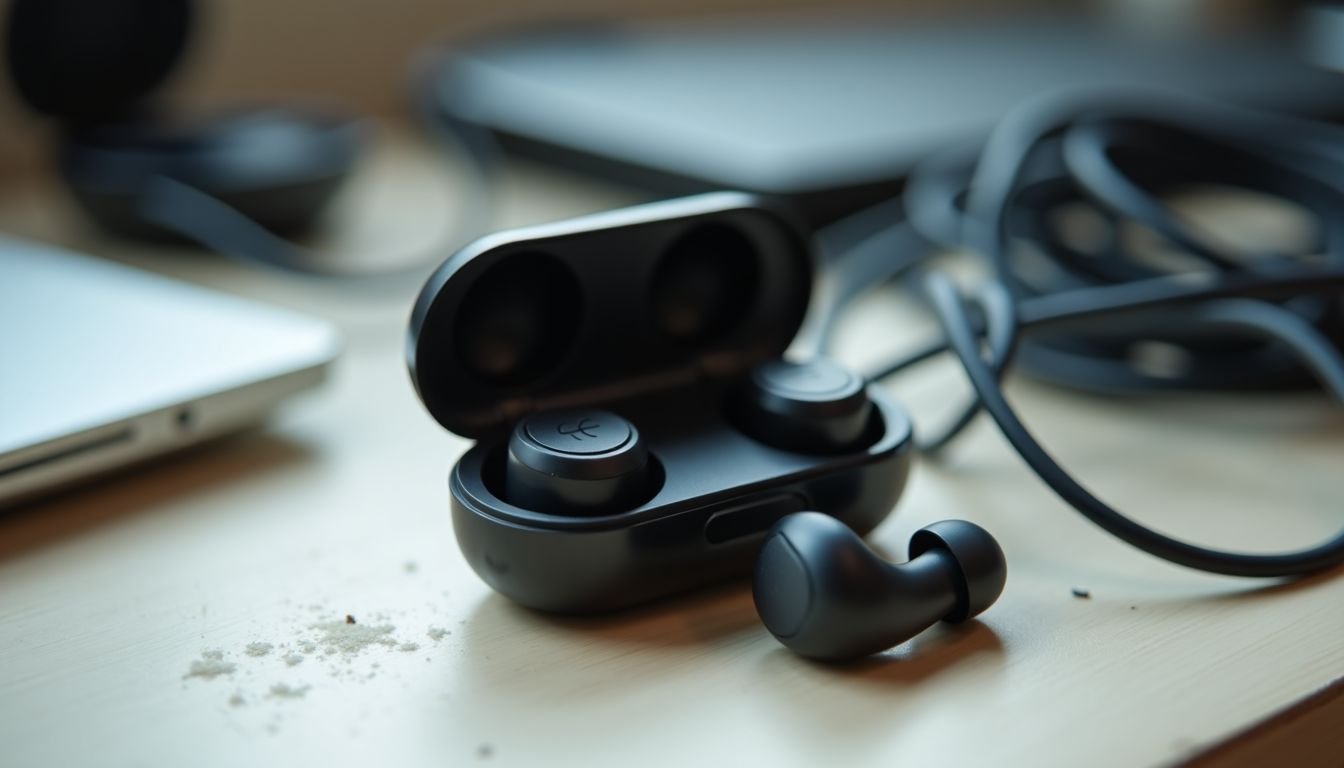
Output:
(427, 627), (450, 641)
(282, 653), (304, 666)
(310, 619), (397, 655)
(1130, 605), (1138, 610)
(1071, 587), (1091, 599)
(245, 642), (274, 657)
(228, 691), (246, 707)
(398, 642), (421, 653)
(403, 560), (419, 574)
(345, 614), (357, 625)
(268, 683), (311, 700)
(478, 743), (494, 759)
(185, 650), (237, 680)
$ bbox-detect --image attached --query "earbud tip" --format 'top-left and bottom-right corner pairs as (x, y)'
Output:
(909, 520), (1007, 622)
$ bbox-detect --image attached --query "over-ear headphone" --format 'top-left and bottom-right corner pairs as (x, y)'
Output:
(4, 0), (490, 277)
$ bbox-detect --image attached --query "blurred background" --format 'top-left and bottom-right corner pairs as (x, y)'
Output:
(0, 0), (1337, 178)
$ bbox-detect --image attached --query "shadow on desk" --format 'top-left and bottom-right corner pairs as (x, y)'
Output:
(465, 582), (1005, 684)
(0, 430), (313, 562)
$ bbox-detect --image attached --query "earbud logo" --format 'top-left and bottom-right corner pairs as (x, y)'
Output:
(556, 417), (601, 440)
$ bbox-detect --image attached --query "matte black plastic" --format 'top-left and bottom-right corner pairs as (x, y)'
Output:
(407, 192), (813, 438)
(451, 387), (912, 612)
(752, 513), (1006, 661)
(413, 193), (912, 612)
(504, 408), (654, 515)
(736, 358), (872, 453)
(909, 519), (1008, 621)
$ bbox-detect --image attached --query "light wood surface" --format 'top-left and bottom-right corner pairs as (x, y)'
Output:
(0, 129), (1341, 768)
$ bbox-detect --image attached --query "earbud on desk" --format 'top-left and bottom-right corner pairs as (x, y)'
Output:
(753, 512), (1007, 661)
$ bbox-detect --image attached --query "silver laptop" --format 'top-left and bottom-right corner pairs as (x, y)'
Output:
(1, 236), (340, 506)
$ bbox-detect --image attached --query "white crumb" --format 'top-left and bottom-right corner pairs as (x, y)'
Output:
(398, 642), (420, 653)
(268, 683), (311, 700)
(228, 692), (246, 707)
(426, 627), (449, 642)
(282, 653), (304, 667)
(309, 620), (397, 655)
(403, 560), (419, 574)
(185, 650), (236, 680)
(299, 641), (316, 654)
(245, 642), (274, 657)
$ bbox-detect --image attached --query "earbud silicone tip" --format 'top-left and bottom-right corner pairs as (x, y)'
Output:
(909, 520), (1007, 621)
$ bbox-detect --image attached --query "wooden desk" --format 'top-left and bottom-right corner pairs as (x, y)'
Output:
(1, 130), (1341, 768)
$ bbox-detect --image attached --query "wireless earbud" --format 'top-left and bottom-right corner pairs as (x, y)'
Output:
(737, 358), (873, 453)
(504, 408), (655, 515)
(753, 512), (1006, 661)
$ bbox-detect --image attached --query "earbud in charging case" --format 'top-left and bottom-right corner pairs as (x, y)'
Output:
(407, 192), (913, 612)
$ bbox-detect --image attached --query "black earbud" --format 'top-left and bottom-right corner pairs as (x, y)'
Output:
(737, 358), (873, 453)
(753, 512), (1007, 662)
(505, 408), (654, 515)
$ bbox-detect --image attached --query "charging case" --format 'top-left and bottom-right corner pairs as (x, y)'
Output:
(407, 191), (913, 612)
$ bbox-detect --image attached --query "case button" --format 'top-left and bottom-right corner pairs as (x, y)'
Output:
(704, 492), (807, 544)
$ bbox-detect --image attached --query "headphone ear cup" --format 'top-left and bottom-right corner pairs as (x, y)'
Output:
(58, 107), (367, 240)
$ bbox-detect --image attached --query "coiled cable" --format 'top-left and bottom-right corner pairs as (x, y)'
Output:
(847, 91), (1344, 576)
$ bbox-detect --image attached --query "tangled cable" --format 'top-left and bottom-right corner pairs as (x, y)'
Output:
(833, 91), (1344, 577)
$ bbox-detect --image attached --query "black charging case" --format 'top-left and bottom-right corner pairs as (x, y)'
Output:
(4, 0), (362, 237)
(407, 191), (914, 613)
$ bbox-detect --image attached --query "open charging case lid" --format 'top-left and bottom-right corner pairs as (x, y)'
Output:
(6, 0), (193, 121)
(407, 192), (815, 438)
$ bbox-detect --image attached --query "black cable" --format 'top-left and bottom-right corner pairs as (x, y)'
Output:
(926, 273), (1344, 577)
(135, 50), (501, 284)
(855, 90), (1344, 577)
